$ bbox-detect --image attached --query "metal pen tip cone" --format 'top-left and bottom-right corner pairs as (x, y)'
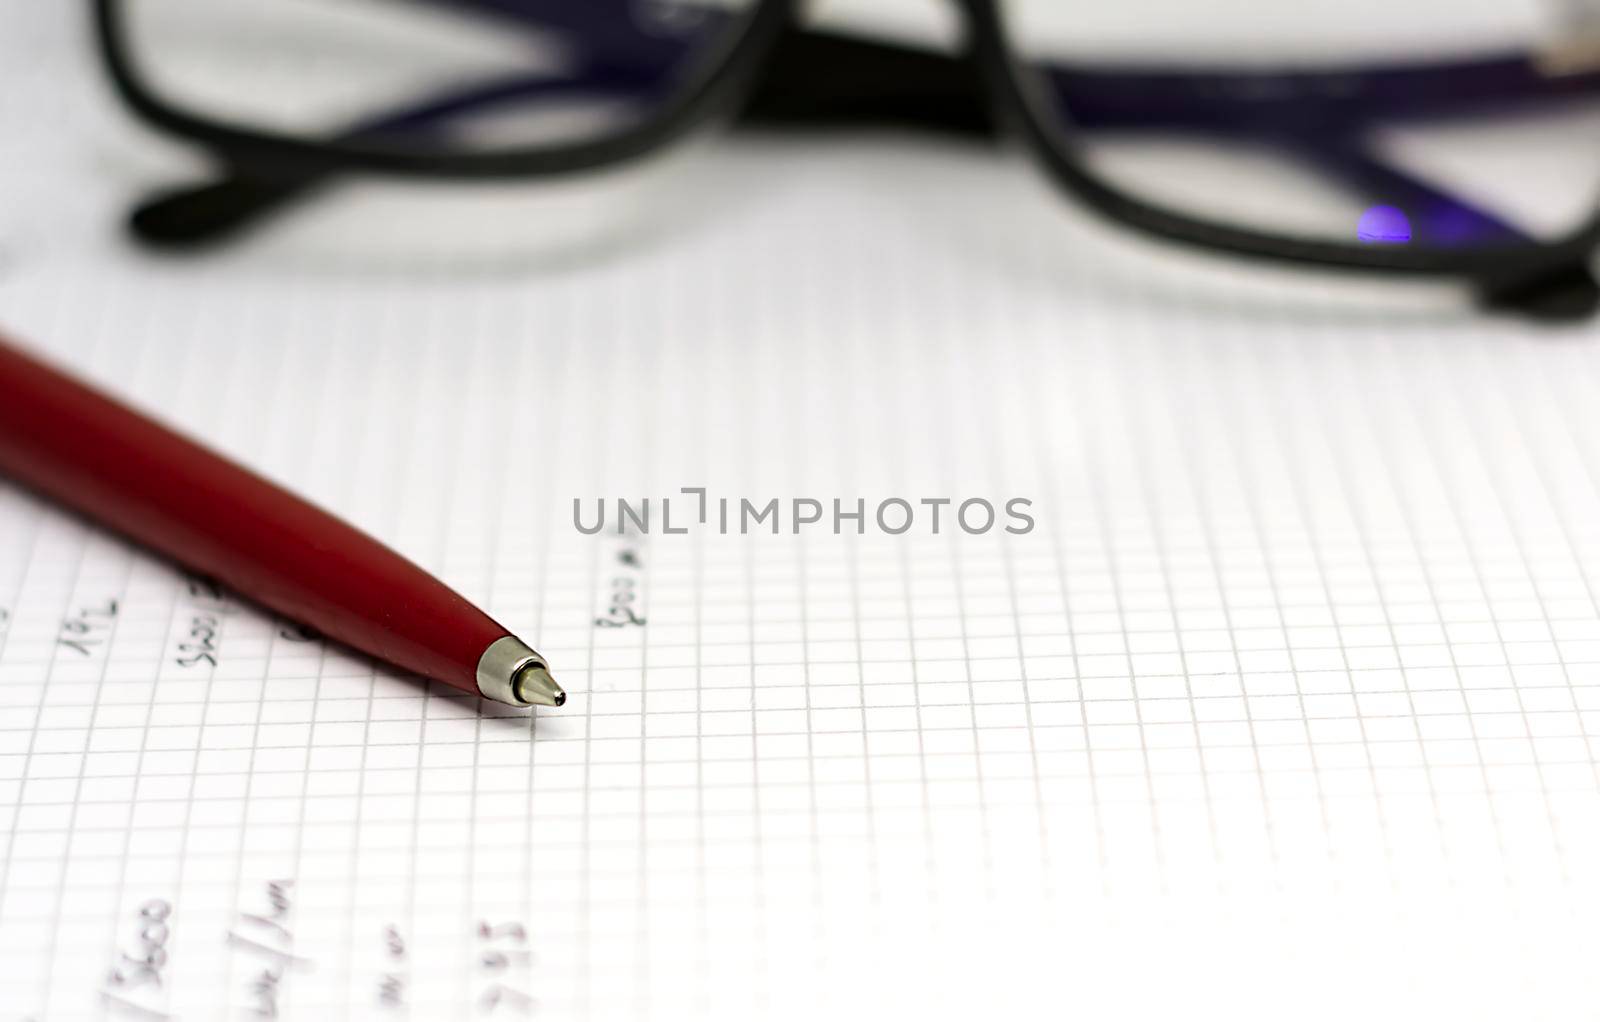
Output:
(514, 664), (565, 708)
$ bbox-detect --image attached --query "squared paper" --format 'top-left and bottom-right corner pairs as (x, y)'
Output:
(4, 3), (1600, 1019)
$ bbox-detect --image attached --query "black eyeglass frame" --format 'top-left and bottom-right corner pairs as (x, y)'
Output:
(91, 0), (1600, 304)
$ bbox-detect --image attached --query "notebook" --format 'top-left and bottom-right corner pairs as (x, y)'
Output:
(4, 3), (1600, 1019)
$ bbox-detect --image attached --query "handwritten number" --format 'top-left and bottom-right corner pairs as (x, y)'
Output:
(477, 921), (526, 942)
(102, 898), (173, 1015)
(475, 921), (533, 1014)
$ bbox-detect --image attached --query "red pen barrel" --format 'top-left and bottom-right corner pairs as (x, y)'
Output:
(0, 335), (508, 698)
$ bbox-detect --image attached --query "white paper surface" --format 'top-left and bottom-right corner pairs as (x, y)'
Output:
(3, 4), (1600, 1019)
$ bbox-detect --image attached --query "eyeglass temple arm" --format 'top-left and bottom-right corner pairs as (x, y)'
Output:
(128, 64), (666, 246)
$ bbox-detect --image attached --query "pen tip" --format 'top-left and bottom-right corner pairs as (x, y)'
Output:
(515, 664), (566, 708)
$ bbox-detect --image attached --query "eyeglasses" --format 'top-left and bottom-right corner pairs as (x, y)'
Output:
(93, 0), (1600, 320)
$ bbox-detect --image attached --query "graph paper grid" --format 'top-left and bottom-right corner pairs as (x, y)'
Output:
(5, 2), (1600, 1019)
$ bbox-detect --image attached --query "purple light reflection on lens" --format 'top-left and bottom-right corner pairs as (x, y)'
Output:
(1357, 205), (1413, 245)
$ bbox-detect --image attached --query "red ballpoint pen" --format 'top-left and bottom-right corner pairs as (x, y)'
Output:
(0, 334), (564, 709)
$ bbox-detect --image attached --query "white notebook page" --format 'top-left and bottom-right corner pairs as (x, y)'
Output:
(4, 3), (1600, 1019)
